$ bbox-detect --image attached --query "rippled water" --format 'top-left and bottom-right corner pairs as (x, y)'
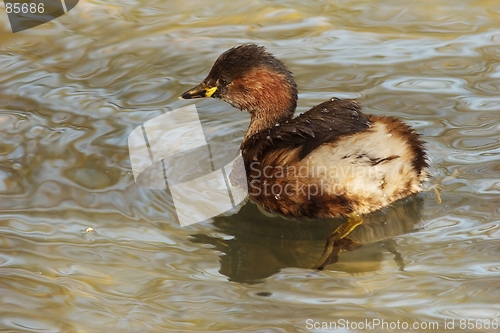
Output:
(1, 0), (499, 332)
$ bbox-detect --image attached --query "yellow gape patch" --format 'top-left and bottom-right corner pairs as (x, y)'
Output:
(205, 86), (217, 97)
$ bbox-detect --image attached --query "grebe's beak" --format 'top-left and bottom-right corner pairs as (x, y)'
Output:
(179, 83), (217, 100)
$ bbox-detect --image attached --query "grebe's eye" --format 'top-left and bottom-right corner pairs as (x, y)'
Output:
(217, 78), (227, 86)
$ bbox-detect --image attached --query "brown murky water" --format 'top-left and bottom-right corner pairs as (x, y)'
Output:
(1, 0), (499, 332)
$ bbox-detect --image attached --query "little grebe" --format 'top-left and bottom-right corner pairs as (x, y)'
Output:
(180, 44), (428, 269)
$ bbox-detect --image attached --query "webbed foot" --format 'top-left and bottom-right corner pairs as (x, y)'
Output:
(313, 213), (364, 270)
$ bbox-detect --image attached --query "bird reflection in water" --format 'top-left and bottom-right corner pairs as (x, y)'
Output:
(190, 195), (424, 284)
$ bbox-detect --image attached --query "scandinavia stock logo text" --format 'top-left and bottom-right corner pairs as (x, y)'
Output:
(128, 105), (248, 227)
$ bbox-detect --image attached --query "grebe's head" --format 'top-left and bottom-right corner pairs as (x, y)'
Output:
(180, 44), (298, 124)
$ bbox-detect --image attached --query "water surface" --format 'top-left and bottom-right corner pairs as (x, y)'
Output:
(0, 0), (499, 332)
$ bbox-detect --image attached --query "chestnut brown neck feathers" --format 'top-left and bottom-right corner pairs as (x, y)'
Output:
(230, 67), (297, 139)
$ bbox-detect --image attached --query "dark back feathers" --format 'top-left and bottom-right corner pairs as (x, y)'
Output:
(241, 98), (371, 164)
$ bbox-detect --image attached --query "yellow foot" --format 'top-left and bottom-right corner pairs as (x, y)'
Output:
(313, 213), (364, 270)
(428, 168), (459, 204)
(433, 186), (442, 204)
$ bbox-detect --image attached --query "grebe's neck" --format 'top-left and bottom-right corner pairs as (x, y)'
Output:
(244, 105), (295, 141)
(232, 68), (297, 142)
